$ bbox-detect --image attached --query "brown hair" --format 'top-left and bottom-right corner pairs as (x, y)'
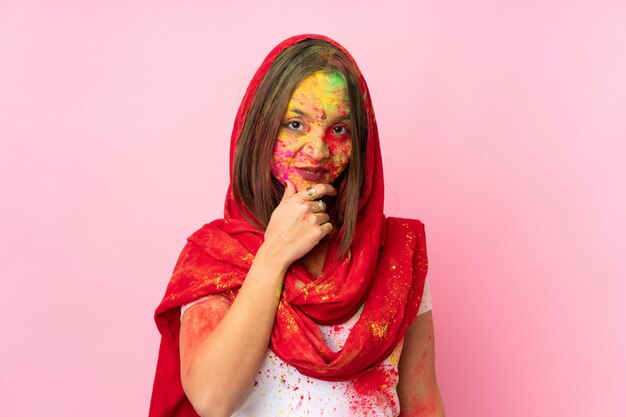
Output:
(232, 38), (368, 258)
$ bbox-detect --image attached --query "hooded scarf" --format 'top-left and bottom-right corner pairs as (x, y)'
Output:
(149, 34), (428, 417)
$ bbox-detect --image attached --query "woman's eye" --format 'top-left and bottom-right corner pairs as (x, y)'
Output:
(287, 121), (303, 131)
(333, 126), (349, 135)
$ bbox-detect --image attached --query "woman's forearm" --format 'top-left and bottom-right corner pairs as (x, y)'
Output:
(397, 310), (446, 417)
(180, 244), (289, 417)
(398, 391), (445, 417)
(180, 182), (337, 417)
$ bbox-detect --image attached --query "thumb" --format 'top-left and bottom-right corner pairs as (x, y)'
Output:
(281, 179), (296, 201)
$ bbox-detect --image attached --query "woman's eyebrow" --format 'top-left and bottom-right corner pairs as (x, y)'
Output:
(286, 108), (308, 117)
(286, 107), (351, 123)
(329, 113), (351, 123)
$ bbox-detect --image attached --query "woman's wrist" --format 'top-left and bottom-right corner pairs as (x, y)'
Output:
(254, 243), (291, 273)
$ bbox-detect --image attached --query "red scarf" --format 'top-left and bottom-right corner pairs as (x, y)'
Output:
(149, 34), (428, 417)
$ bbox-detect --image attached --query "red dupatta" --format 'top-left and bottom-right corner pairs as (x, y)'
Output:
(149, 34), (428, 417)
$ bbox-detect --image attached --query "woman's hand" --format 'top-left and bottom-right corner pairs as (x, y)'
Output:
(262, 180), (336, 266)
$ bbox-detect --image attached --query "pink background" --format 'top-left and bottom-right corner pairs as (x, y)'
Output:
(1, 1), (625, 416)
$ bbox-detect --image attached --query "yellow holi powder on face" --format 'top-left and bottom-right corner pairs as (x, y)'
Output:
(286, 71), (349, 118)
(270, 70), (352, 192)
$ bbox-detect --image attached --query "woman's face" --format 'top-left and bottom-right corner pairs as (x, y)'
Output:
(270, 71), (352, 192)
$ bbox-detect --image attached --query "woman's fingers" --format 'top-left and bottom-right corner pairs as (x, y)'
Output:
(281, 179), (297, 202)
(309, 199), (327, 214)
(309, 212), (330, 225)
(306, 213), (333, 241)
(295, 183), (335, 214)
(319, 221), (333, 237)
(298, 183), (337, 201)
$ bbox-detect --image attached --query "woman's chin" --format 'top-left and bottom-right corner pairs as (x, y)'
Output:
(292, 178), (314, 193)
(291, 178), (328, 193)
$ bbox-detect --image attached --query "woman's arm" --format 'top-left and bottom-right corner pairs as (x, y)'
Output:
(179, 181), (336, 417)
(397, 310), (446, 417)
(179, 245), (289, 417)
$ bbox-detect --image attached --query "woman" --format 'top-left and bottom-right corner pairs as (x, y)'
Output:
(150, 34), (445, 417)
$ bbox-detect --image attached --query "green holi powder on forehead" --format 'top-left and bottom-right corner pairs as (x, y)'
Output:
(325, 71), (347, 91)
(324, 72), (349, 117)
(286, 71), (350, 116)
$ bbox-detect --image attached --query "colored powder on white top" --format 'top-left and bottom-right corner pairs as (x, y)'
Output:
(181, 279), (433, 417)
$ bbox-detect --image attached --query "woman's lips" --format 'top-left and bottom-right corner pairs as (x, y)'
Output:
(295, 166), (327, 182)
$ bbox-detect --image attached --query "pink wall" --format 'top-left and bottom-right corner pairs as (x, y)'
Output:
(1, 1), (624, 416)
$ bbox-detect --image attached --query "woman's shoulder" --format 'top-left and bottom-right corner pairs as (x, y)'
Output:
(380, 216), (428, 258)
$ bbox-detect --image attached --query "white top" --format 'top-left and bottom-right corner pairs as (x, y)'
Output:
(181, 279), (433, 417)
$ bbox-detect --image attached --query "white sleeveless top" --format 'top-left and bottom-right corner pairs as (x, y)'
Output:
(181, 279), (432, 417)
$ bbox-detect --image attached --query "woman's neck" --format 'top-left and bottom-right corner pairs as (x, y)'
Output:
(300, 238), (330, 279)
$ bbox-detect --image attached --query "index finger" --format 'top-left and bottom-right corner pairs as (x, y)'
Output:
(298, 183), (337, 200)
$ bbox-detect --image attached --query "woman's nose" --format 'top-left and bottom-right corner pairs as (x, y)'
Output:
(303, 131), (330, 161)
